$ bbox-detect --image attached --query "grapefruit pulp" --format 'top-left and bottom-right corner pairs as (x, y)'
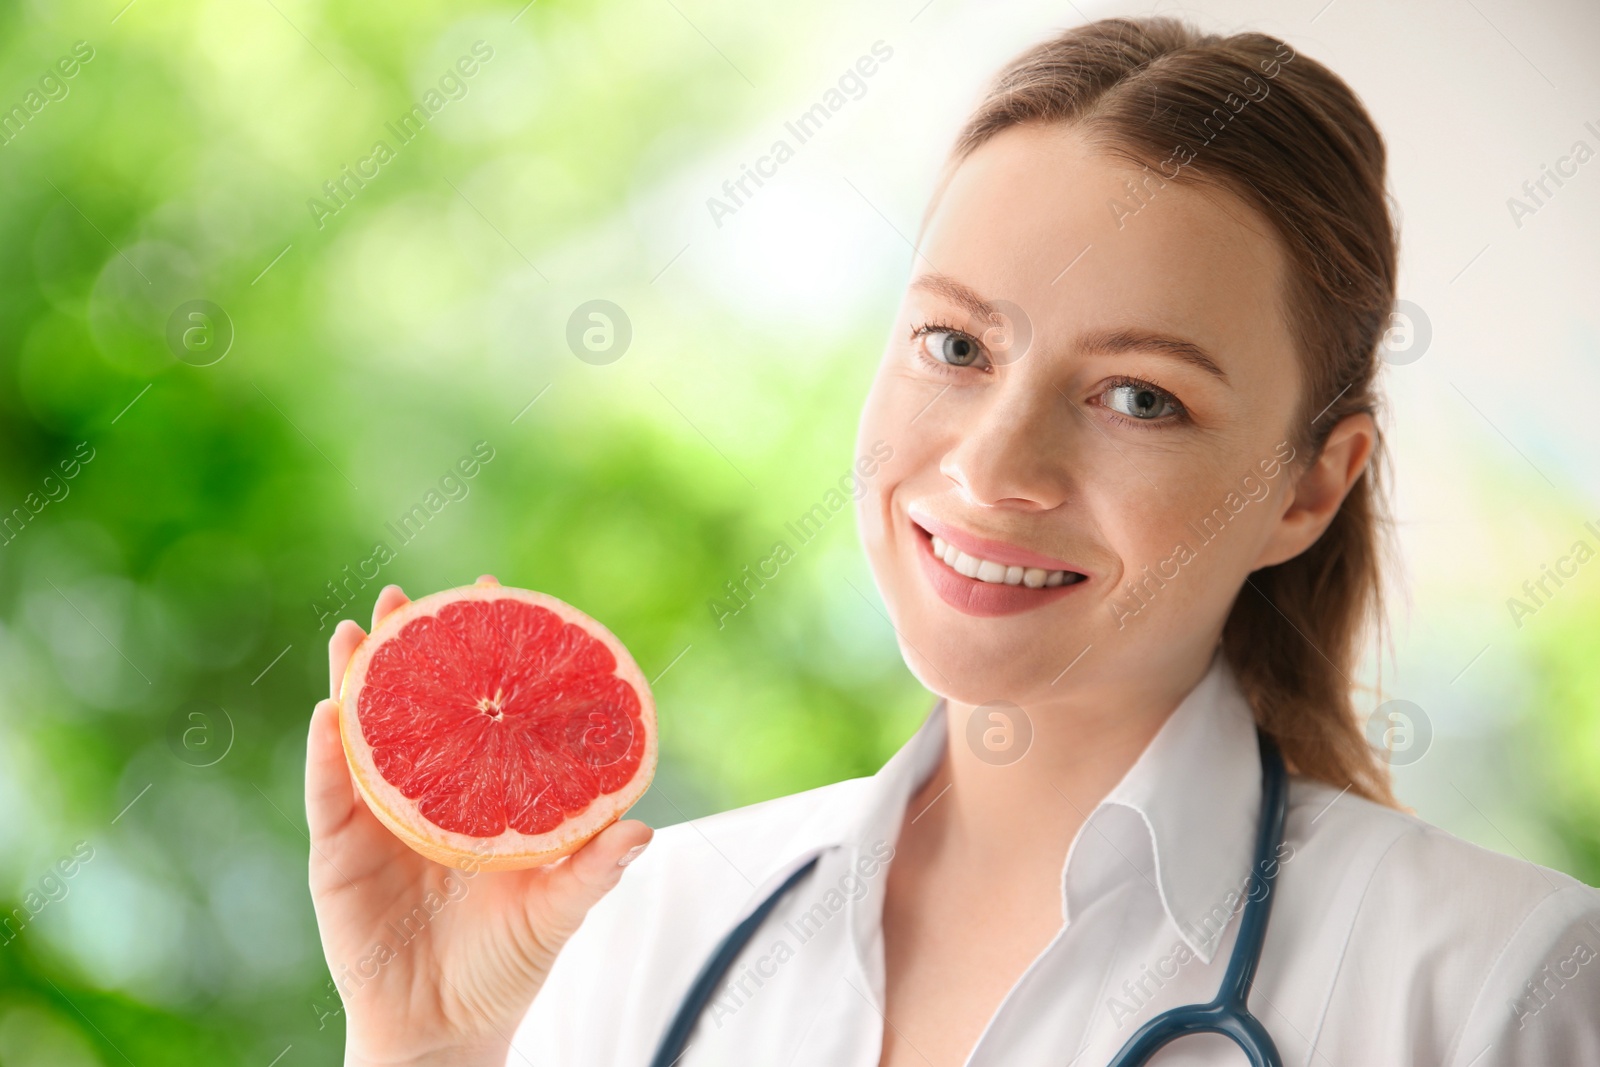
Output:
(338, 579), (656, 870)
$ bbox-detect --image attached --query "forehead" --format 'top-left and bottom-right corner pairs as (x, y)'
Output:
(917, 122), (1295, 379)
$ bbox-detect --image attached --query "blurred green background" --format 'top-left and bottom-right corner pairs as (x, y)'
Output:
(0, 0), (1596, 1064)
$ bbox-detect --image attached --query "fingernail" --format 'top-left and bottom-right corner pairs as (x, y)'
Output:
(617, 842), (649, 867)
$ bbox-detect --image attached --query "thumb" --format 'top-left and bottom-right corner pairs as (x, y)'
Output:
(535, 820), (654, 935)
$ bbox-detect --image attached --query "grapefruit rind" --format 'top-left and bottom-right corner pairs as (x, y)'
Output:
(338, 582), (657, 871)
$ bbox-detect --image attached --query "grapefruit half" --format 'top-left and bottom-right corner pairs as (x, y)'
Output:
(338, 580), (657, 870)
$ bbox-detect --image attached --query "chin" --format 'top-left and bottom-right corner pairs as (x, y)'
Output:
(894, 627), (1088, 707)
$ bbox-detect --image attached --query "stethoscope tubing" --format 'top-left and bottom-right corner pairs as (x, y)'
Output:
(1103, 732), (1287, 1067)
(649, 728), (1289, 1067)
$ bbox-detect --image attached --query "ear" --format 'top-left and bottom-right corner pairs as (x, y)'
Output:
(1253, 413), (1375, 570)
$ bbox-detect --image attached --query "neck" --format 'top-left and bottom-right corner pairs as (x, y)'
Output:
(905, 650), (1217, 878)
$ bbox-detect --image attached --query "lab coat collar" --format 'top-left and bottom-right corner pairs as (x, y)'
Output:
(738, 646), (1261, 966)
(1089, 646), (1263, 964)
(729, 694), (946, 925)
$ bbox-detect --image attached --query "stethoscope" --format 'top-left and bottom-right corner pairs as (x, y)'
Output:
(648, 724), (1289, 1067)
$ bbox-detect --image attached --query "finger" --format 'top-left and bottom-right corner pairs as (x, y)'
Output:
(305, 698), (355, 840)
(539, 820), (654, 926)
(371, 585), (410, 631)
(329, 619), (366, 700)
(477, 573), (499, 586)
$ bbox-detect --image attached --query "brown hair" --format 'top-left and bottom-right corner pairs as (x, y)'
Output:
(925, 16), (1399, 805)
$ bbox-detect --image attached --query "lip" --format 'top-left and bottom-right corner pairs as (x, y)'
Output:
(909, 516), (1089, 618)
(908, 509), (1083, 573)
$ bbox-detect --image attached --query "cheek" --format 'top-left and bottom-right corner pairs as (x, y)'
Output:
(862, 371), (922, 433)
(1095, 470), (1274, 590)
(854, 373), (939, 572)
(855, 361), (932, 489)
(854, 382), (897, 542)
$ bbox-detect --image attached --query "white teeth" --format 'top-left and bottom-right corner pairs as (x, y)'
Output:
(928, 534), (1081, 589)
(976, 559), (1007, 583)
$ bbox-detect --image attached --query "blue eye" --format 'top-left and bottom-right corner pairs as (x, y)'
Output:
(919, 328), (983, 367)
(1104, 381), (1182, 420)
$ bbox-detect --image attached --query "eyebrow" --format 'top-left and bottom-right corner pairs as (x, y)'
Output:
(910, 272), (1229, 383)
(912, 271), (1002, 323)
(1079, 327), (1229, 383)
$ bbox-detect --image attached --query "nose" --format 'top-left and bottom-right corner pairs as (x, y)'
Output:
(938, 381), (1074, 510)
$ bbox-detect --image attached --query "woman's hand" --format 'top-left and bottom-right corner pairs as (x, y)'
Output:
(305, 577), (653, 1067)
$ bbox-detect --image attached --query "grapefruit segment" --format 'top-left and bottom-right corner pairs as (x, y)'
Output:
(338, 580), (657, 870)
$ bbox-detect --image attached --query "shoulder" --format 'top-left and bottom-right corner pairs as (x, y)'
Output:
(584, 768), (874, 943)
(510, 773), (873, 1062)
(629, 772), (872, 887)
(1284, 775), (1597, 925)
(1281, 777), (1600, 1064)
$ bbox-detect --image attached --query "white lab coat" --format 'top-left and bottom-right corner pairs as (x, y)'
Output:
(512, 650), (1600, 1065)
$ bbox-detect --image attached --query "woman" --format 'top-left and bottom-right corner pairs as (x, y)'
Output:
(306, 17), (1600, 1066)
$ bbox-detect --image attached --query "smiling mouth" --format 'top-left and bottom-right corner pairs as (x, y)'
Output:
(927, 532), (1086, 587)
(911, 519), (1087, 589)
(928, 534), (1088, 591)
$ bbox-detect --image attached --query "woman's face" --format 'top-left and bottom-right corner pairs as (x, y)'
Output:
(856, 121), (1322, 708)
